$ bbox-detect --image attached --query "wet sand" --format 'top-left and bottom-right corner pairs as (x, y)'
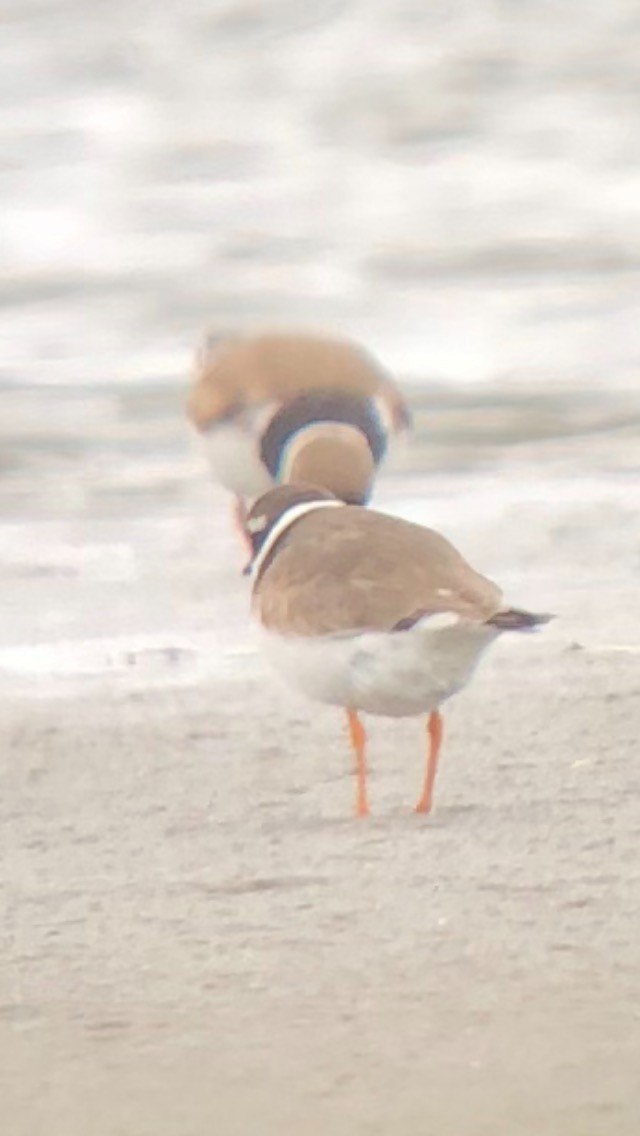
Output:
(2, 611), (639, 1135)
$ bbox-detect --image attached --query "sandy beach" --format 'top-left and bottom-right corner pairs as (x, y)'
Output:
(2, 387), (640, 1134)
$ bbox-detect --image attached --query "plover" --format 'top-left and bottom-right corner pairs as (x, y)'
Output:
(187, 330), (410, 533)
(244, 484), (552, 818)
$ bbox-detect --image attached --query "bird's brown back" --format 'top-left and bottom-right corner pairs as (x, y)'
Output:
(187, 332), (409, 431)
(253, 506), (502, 636)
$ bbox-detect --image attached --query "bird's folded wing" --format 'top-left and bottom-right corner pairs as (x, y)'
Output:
(254, 508), (502, 636)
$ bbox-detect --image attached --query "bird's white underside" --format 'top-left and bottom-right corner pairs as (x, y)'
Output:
(258, 615), (500, 717)
(197, 395), (391, 499)
(198, 416), (275, 497)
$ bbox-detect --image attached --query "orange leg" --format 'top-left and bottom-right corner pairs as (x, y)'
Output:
(346, 709), (369, 818)
(232, 495), (253, 559)
(232, 495), (248, 534)
(414, 710), (444, 815)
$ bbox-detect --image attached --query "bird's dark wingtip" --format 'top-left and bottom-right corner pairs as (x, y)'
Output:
(487, 608), (555, 631)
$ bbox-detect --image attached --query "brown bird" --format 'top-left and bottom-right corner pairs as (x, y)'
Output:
(186, 330), (411, 537)
(244, 484), (553, 818)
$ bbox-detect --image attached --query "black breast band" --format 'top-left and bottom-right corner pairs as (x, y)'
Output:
(259, 390), (387, 479)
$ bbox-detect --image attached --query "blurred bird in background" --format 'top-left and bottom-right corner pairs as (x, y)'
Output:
(187, 329), (412, 541)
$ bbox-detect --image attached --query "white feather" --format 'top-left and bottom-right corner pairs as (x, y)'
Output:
(197, 417), (274, 497)
(249, 500), (345, 579)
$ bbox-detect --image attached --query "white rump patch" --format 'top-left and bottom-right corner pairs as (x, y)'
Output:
(415, 611), (460, 631)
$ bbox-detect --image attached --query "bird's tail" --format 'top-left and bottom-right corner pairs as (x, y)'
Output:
(486, 608), (554, 631)
(376, 377), (412, 431)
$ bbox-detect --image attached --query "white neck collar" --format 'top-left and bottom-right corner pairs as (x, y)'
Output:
(248, 499), (344, 579)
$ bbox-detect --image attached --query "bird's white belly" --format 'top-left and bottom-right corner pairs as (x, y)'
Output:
(260, 618), (499, 718)
(198, 420), (274, 498)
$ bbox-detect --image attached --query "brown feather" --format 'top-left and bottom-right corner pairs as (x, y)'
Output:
(187, 331), (410, 432)
(253, 506), (502, 636)
(283, 426), (375, 504)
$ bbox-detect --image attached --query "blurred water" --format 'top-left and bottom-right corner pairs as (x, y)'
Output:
(1, 1), (640, 389)
(1, 2), (639, 671)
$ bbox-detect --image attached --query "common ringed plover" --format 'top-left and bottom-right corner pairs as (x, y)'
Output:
(245, 484), (552, 818)
(187, 330), (410, 536)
